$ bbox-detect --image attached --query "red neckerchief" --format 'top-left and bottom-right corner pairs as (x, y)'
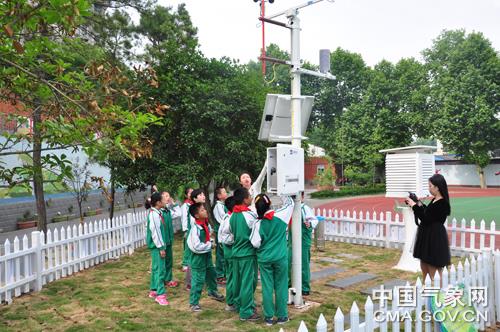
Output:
(263, 210), (275, 220)
(195, 218), (210, 242)
(227, 211), (232, 216)
(233, 204), (250, 213)
(184, 199), (193, 205)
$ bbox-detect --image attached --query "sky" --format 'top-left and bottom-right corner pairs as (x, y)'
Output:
(154, 0), (500, 67)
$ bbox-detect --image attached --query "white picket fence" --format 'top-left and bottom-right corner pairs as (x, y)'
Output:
(297, 250), (500, 332)
(0, 210), (148, 304)
(316, 208), (498, 255)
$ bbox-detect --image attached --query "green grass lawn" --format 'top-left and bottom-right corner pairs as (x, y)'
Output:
(0, 234), (452, 332)
(400, 196), (500, 228)
(449, 197), (500, 224)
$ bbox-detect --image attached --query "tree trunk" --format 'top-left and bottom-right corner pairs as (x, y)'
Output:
(203, 183), (215, 227)
(334, 163), (343, 186)
(33, 108), (47, 234)
(109, 175), (116, 223)
(77, 199), (83, 223)
(129, 191), (136, 213)
(477, 165), (487, 189)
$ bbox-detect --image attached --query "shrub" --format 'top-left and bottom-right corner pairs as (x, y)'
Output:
(313, 167), (336, 189)
(310, 184), (385, 199)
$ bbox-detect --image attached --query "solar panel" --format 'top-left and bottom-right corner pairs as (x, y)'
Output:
(258, 94), (314, 142)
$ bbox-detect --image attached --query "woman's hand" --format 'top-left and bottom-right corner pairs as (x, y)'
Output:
(405, 197), (416, 207)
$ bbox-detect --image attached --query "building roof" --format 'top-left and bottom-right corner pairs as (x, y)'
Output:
(308, 144), (326, 157)
(379, 145), (437, 154)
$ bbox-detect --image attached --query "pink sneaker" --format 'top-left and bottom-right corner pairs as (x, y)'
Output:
(155, 294), (169, 306)
(148, 291), (157, 298)
(166, 281), (179, 288)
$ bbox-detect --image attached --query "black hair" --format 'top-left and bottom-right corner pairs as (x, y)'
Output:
(233, 187), (250, 205)
(144, 197), (151, 210)
(239, 172), (252, 182)
(189, 202), (204, 218)
(150, 192), (162, 208)
(225, 196), (236, 213)
(151, 184), (158, 194)
(215, 187), (226, 200)
(184, 187), (193, 199)
(429, 174), (451, 215)
(255, 193), (271, 219)
(190, 188), (204, 202)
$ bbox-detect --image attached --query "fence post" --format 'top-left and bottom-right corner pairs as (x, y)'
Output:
(384, 211), (391, 248)
(350, 301), (360, 332)
(31, 231), (43, 292)
(127, 212), (134, 255)
(298, 321), (308, 332)
(494, 250), (500, 322)
(365, 296), (374, 332)
(316, 313), (327, 332)
(334, 307), (344, 332)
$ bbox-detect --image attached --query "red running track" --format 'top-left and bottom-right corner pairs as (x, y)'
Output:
(315, 187), (500, 252)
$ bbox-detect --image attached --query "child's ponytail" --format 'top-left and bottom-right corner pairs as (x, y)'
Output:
(255, 193), (271, 219)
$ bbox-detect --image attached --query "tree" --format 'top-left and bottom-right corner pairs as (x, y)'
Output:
(0, 0), (162, 233)
(136, 5), (270, 207)
(309, 48), (372, 178)
(329, 60), (414, 182)
(423, 30), (500, 188)
(68, 158), (92, 222)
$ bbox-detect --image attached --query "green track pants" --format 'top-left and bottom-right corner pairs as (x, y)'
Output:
(259, 259), (288, 319)
(150, 248), (166, 296)
(233, 256), (258, 319)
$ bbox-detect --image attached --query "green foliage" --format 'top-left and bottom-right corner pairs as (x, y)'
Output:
(423, 30), (500, 173)
(313, 165), (336, 188)
(344, 166), (374, 186)
(132, 5), (270, 194)
(310, 184), (385, 199)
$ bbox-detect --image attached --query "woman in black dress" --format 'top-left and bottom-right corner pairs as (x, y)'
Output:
(405, 174), (451, 280)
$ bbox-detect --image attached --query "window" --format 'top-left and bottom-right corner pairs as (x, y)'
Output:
(317, 165), (325, 174)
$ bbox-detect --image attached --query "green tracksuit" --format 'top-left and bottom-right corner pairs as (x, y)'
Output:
(161, 204), (181, 282)
(301, 203), (318, 293)
(227, 206), (258, 319)
(187, 219), (218, 305)
(286, 203), (318, 293)
(181, 201), (192, 267)
(219, 212), (235, 306)
(146, 208), (167, 296)
(250, 196), (294, 319)
(213, 201), (227, 279)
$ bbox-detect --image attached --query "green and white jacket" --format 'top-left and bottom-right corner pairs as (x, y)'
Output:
(250, 196), (294, 263)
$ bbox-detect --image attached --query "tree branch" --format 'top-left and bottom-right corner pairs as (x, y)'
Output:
(0, 145), (74, 156)
(0, 57), (88, 113)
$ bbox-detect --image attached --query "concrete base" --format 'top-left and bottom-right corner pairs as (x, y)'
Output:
(393, 206), (420, 273)
(289, 300), (321, 311)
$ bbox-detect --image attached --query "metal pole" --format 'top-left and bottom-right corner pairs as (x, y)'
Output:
(289, 9), (303, 307)
(261, 0), (266, 75)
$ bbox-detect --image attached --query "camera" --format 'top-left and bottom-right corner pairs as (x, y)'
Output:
(406, 192), (418, 204)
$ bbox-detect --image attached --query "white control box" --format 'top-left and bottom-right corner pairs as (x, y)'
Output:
(267, 145), (304, 195)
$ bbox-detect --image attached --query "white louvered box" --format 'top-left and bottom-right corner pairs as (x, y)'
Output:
(379, 146), (437, 198)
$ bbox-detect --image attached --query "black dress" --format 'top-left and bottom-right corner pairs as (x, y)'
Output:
(412, 199), (451, 268)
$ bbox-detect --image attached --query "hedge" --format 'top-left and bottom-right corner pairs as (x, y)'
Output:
(310, 184), (386, 199)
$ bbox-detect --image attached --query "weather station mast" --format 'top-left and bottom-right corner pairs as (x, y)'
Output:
(254, 0), (336, 307)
